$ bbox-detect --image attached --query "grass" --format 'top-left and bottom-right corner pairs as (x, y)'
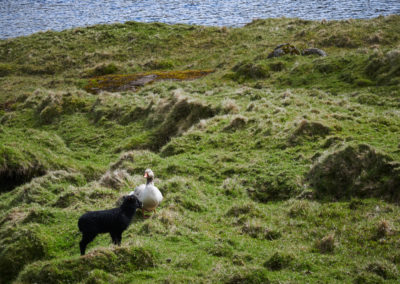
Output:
(0, 15), (399, 283)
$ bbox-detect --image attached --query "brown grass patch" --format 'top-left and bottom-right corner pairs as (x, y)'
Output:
(84, 70), (214, 94)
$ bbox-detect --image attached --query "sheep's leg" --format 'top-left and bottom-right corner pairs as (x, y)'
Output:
(80, 233), (96, 256)
(110, 233), (118, 245)
(116, 232), (122, 246)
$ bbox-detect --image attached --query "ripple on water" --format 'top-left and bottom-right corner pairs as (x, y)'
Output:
(0, 0), (399, 38)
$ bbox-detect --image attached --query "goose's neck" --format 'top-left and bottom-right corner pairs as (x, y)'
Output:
(146, 178), (154, 185)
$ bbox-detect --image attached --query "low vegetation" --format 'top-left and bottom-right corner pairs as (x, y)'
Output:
(0, 15), (399, 283)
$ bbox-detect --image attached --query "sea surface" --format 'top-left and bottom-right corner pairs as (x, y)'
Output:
(1, 0), (400, 39)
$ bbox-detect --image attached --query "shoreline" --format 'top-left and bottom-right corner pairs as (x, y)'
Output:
(1, 13), (400, 39)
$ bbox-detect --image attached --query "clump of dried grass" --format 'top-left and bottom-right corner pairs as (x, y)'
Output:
(315, 233), (335, 253)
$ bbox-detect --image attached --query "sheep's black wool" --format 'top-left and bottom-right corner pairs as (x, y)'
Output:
(78, 195), (142, 255)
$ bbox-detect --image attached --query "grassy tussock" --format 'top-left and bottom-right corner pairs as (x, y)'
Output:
(241, 219), (281, 240)
(264, 251), (295, 271)
(0, 171), (85, 210)
(314, 233), (336, 253)
(99, 169), (135, 190)
(308, 143), (400, 201)
(0, 128), (76, 192)
(286, 199), (319, 218)
(149, 93), (217, 151)
(364, 260), (399, 280)
(223, 115), (248, 132)
(288, 119), (331, 145)
(17, 246), (157, 283)
(0, 224), (48, 283)
(20, 89), (91, 124)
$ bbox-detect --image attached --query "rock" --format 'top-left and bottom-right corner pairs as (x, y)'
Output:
(302, 48), (327, 57)
(267, 43), (301, 58)
(307, 144), (400, 202)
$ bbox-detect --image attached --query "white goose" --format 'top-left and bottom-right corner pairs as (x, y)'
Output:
(130, 169), (163, 217)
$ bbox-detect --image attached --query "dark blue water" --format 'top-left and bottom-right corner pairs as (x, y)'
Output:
(1, 0), (399, 39)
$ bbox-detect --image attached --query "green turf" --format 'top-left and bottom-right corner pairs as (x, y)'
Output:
(0, 15), (400, 283)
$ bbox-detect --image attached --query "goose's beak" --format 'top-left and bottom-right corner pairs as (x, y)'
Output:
(144, 172), (148, 178)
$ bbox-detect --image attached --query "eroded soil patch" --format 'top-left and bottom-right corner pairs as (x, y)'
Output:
(84, 70), (214, 94)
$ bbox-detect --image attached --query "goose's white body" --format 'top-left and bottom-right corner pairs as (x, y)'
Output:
(130, 184), (145, 200)
(140, 182), (163, 211)
(130, 170), (163, 211)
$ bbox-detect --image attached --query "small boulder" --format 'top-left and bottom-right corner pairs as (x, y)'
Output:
(302, 48), (327, 57)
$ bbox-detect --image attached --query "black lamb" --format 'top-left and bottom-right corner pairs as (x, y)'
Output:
(78, 194), (142, 255)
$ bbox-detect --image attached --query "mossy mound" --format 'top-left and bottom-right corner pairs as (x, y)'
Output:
(366, 49), (400, 85)
(307, 144), (400, 201)
(226, 203), (262, 218)
(0, 224), (48, 283)
(158, 176), (194, 195)
(0, 63), (13, 77)
(83, 269), (118, 284)
(230, 60), (270, 80)
(249, 173), (301, 202)
(20, 89), (91, 123)
(241, 220), (281, 240)
(4, 171), (85, 208)
(148, 94), (217, 151)
(22, 207), (56, 225)
(288, 119), (331, 145)
(319, 32), (359, 48)
(84, 70), (214, 94)
(227, 269), (271, 284)
(364, 260), (399, 280)
(223, 115), (248, 132)
(108, 150), (162, 174)
(0, 145), (46, 193)
(89, 92), (145, 124)
(99, 169), (134, 190)
(17, 246), (157, 284)
(0, 127), (71, 192)
(84, 62), (120, 77)
(264, 252), (294, 271)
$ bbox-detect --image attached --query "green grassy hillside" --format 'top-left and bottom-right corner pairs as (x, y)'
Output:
(1, 15), (400, 283)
